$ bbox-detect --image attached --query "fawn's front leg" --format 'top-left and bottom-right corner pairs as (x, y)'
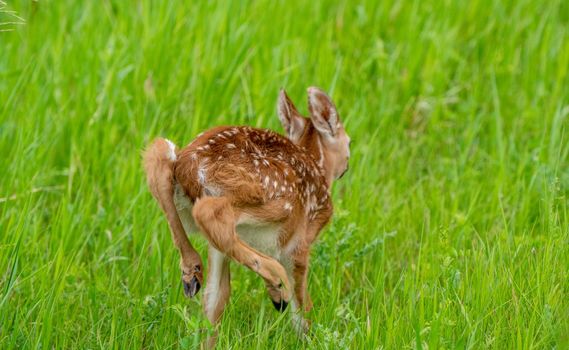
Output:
(287, 220), (329, 333)
(280, 247), (311, 335)
(291, 250), (312, 312)
(291, 220), (326, 313)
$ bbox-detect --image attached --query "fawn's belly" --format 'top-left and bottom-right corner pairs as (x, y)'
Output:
(235, 214), (283, 259)
(174, 187), (285, 259)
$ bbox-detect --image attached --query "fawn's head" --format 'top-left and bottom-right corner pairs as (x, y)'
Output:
(277, 87), (350, 184)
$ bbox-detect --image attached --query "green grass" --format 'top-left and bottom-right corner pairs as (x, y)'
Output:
(1, 0), (568, 348)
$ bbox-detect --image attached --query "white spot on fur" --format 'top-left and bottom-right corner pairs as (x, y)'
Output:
(226, 143), (236, 149)
(197, 164), (207, 186)
(165, 139), (177, 161)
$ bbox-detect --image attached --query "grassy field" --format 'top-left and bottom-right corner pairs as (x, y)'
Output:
(1, 0), (568, 348)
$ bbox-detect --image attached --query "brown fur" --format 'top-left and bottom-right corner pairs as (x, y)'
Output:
(143, 87), (350, 346)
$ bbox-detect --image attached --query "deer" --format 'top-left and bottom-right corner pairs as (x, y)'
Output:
(143, 87), (350, 343)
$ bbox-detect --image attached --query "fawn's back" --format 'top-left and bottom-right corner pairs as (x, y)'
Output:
(171, 125), (332, 255)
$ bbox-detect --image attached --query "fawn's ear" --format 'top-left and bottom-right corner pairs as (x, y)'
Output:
(277, 89), (306, 142)
(307, 87), (339, 138)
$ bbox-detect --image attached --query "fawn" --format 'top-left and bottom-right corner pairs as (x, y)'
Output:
(143, 87), (350, 337)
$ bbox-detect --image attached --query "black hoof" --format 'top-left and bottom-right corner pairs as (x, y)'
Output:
(272, 299), (288, 312)
(183, 275), (201, 298)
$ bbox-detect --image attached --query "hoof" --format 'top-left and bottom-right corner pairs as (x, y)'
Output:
(182, 272), (201, 298)
(272, 299), (288, 312)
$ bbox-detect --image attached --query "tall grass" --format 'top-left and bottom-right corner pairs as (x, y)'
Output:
(0, 0), (567, 348)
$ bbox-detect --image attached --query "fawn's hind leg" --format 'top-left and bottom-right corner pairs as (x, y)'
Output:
(192, 196), (292, 308)
(143, 138), (203, 297)
(203, 245), (231, 324)
(202, 245), (231, 349)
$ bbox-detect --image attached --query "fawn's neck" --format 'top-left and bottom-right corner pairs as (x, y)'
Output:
(297, 123), (334, 189)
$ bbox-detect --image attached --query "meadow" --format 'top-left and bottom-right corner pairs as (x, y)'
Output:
(1, 0), (568, 348)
